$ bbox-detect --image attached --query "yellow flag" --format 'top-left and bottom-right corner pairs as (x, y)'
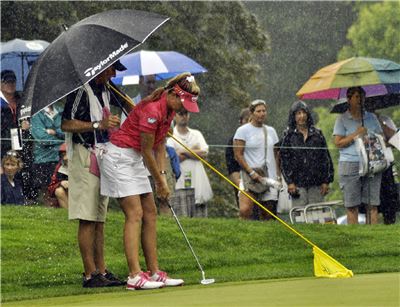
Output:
(313, 246), (353, 278)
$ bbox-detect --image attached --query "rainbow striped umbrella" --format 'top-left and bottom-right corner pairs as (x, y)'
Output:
(297, 57), (400, 100)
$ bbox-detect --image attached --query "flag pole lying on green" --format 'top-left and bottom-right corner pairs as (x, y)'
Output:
(114, 86), (353, 278)
(168, 134), (353, 279)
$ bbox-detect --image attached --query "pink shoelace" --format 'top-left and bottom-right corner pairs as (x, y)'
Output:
(131, 272), (150, 288)
(147, 271), (168, 282)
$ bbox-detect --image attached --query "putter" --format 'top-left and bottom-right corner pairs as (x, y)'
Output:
(167, 201), (215, 285)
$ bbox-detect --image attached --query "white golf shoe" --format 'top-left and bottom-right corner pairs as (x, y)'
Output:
(149, 271), (184, 287)
(126, 272), (164, 290)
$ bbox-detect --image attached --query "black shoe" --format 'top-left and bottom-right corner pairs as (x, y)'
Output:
(82, 271), (114, 288)
(104, 270), (126, 286)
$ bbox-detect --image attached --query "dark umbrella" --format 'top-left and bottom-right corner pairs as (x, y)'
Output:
(21, 9), (169, 117)
(330, 93), (400, 114)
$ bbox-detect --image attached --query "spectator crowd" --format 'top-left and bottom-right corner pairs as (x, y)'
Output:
(1, 68), (399, 225)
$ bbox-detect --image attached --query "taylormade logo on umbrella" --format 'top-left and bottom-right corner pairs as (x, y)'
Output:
(84, 42), (129, 77)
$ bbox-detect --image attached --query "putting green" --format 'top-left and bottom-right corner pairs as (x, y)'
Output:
(5, 273), (399, 307)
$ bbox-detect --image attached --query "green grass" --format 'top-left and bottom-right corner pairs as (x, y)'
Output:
(3, 273), (399, 307)
(1, 206), (400, 303)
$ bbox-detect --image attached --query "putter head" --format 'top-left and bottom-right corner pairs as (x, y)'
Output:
(201, 278), (215, 285)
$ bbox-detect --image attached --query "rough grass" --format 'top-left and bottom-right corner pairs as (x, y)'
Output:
(1, 206), (400, 303)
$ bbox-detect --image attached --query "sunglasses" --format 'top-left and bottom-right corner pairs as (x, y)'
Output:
(177, 111), (188, 116)
(5, 151), (19, 158)
(251, 99), (266, 106)
(1, 79), (16, 84)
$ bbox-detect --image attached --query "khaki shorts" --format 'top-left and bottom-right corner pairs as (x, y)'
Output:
(68, 144), (109, 222)
(338, 161), (381, 208)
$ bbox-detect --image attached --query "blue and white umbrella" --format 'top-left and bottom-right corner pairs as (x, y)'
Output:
(1, 38), (49, 91)
(113, 50), (207, 85)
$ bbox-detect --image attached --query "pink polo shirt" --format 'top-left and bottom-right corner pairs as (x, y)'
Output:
(110, 92), (175, 151)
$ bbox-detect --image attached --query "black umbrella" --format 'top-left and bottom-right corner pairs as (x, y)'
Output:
(21, 9), (169, 117)
(330, 93), (400, 114)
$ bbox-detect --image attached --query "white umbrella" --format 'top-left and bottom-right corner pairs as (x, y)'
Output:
(113, 50), (207, 85)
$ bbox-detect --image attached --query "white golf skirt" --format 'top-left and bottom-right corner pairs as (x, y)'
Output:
(100, 142), (152, 198)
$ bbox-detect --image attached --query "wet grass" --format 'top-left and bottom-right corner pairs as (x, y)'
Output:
(1, 206), (400, 302)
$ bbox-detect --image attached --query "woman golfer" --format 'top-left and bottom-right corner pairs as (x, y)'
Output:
(100, 73), (200, 290)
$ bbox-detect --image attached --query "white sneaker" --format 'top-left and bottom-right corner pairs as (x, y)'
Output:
(126, 272), (164, 290)
(149, 271), (184, 287)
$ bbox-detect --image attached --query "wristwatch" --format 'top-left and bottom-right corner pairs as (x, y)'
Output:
(92, 121), (100, 130)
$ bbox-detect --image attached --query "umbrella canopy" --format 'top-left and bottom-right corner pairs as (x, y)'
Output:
(330, 93), (400, 114)
(112, 50), (207, 85)
(1, 38), (50, 91)
(297, 57), (400, 100)
(21, 9), (169, 117)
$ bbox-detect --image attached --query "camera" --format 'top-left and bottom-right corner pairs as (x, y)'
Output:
(260, 177), (283, 190)
(289, 188), (300, 199)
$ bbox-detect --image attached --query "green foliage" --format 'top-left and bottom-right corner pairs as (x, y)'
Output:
(338, 2), (400, 62)
(1, 206), (400, 302)
(1, 1), (269, 144)
(206, 148), (239, 218)
(245, 1), (356, 137)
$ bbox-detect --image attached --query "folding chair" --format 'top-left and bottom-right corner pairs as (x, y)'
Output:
(289, 207), (307, 223)
(289, 200), (343, 224)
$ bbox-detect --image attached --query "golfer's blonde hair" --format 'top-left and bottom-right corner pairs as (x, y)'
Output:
(142, 72), (200, 103)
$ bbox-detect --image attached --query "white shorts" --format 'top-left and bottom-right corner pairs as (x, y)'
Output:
(100, 142), (152, 198)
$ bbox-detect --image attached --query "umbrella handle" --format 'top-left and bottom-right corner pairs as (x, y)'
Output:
(361, 100), (365, 127)
(106, 82), (135, 117)
(107, 82), (135, 107)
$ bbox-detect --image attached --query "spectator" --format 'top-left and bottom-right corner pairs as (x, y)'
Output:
(1, 70), (21, 159)
(167, 109), (213, 217)
(0, 70), (35, 200)
(136, 75), (157, 101)
(31, 105), (65, 205)
(47, 143), (69, 209)
(280, 100), (334, 207)
(233, 99), (280, 220)
(100, 73), (197, 290)
(374, 113), (399, 224)
(121, 74), (157, 123)
(1, 150), (25, 205)
(61, 61), (130, 288)
(225, 108), (251, 207)
(333, 87), (384, 224)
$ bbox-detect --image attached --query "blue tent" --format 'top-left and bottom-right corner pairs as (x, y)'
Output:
(1, 38), (49, 91)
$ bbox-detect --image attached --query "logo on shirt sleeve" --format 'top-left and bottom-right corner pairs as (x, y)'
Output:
(147, 117), (157, 124)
